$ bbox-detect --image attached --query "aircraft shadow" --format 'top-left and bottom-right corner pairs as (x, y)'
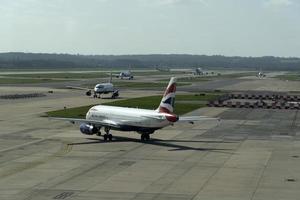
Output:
(99, 97), (125, 99)
(153, 139), (236, 144)
(68, 136), (233, 153)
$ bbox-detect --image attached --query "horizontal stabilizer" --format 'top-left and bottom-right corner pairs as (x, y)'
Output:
(66, 86), (89, 90)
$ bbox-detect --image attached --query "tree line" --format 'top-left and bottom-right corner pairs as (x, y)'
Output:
(0, 52), (299, 70)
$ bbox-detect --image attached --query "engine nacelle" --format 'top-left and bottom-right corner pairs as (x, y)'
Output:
(86, 90), (92, 96)
(79, 123), (98, 135)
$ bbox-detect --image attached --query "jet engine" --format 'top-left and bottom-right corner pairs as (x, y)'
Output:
(86, 90), (92, 96)
(79, 123), (98, 135)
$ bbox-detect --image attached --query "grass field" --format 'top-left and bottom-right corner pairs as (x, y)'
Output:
(1, 70), (185, 79)
(2, 72), (108, 79)
(176, 77), (211, 82)
(275, 74), (300, 81)
(133, 71), (186, 76)
(220, 72), (257, 78)
(160, 72), (256, 83)
(46, 93), (222, 118)
(83, 81), (190, 90)
(0, 78), (70, 84)
(114, 81), (189, 89)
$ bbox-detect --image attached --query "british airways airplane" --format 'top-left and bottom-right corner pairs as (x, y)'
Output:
(54, 77), (216, 141)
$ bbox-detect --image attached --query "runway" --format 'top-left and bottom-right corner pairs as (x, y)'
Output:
(1, 71), (300, 200)
(1, 84), (300, 200)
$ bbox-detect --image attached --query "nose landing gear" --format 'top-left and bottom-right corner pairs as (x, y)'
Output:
(141, 133), (150, 141)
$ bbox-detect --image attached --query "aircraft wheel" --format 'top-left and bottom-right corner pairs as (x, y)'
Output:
(141, 133), (150, 141)
(145, 134), (150, 140)
(108, 134), (113, 141)
(103, 134), (108, 141)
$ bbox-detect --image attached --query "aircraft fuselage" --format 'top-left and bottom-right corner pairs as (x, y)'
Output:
(86, 105), (177, 133)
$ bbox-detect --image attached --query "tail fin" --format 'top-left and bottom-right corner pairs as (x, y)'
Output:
(156, 77), (177, 113)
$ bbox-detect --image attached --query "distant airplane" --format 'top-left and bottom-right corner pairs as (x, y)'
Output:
(257, 71), (266, 78)
(67, 73), (119, 99)
(88, 82), (119, 98)
(116, 70), (134, 80)
(194, 67), (204, 76)
(54, 77), (218, 141)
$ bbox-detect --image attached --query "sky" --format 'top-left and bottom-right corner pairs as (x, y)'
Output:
(0, 0), (299, 57)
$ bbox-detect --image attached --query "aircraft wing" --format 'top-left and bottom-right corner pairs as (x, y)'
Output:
(178, 116), (220, 123)
(49, 117), (121, 128)
(66, 86), (91, 90)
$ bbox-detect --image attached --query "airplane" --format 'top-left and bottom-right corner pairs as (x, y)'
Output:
(257, 71), (266, 78)
(87, 82), (119, 98)
(53, 77), (218, 141)
(116, 70), (134, 80)
(257, 68), (266, 78)
(194, 67), (204, 76)
(67, 73), (119, 99)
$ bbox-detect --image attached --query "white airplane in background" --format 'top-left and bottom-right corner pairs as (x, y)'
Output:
(88, 82), (119, 98)
(257, 71), (266, 78)
(116, 70), (134, 80)
(54, 77), (218, 141)
(194, 67), (205, 76)
(257, 68), (266, 78)
(67, 73), (119, 98)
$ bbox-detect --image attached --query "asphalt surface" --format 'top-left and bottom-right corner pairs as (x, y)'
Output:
(1, 71), (300, 200)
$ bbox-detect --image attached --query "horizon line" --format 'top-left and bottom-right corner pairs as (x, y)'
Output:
(0, 52), (299, 59)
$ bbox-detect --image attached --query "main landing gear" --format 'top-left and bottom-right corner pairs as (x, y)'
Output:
(141, 133), (150, 141)
(96, 129), (101, 136)
(93, 93), (101, 98)
(103, 127), (113, 141)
